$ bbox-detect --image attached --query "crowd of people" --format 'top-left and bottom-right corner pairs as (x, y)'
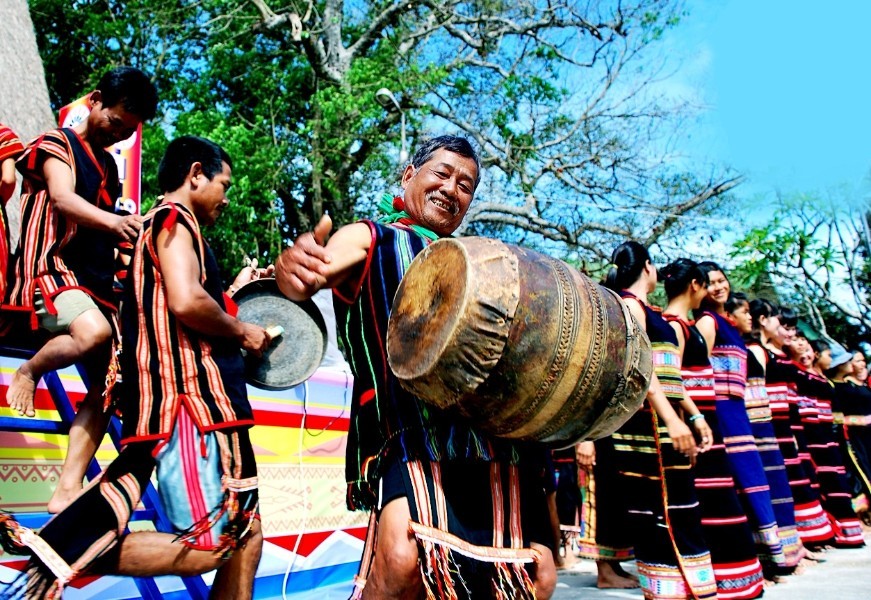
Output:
(0, 61), (868, 600)
(553, 243), (871, 599)
(0, 63), (563, 600)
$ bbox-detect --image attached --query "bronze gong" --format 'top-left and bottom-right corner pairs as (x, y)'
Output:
(233, 278), (328, 390)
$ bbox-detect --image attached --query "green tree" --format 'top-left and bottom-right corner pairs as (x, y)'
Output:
(30, 0), (739, 279)
(729, 188), (871, 347)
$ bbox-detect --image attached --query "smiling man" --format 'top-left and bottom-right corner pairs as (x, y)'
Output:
(275, 135), (557, 599)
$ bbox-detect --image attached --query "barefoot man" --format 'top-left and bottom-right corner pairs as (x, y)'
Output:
(0, 136), (269, 599)
(3, 67), (157, 513)
(275, 135), (557, 599)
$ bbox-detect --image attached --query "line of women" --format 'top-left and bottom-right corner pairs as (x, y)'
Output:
(555, 241), (868, 600)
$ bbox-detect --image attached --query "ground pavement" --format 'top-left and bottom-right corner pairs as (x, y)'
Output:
(552, 532), (871, 599)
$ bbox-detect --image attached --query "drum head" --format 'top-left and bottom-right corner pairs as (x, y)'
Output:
(233, 279), (327, 390)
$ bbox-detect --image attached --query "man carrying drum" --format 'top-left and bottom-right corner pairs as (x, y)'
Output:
(275, 135), (557, 599)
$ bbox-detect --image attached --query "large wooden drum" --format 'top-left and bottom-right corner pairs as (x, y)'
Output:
(386, 237), (651, 447)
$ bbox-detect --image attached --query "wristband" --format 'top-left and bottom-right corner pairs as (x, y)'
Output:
(688, 414), (705, 423)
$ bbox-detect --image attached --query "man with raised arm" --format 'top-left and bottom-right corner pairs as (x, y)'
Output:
(275, 135), (557, 599)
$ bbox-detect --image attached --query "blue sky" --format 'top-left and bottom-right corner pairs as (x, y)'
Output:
(662, 1), (871, 198)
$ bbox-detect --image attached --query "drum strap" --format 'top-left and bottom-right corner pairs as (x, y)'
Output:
(349, 511), (378, 599)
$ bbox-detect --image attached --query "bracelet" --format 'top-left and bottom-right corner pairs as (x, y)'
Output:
(688, 414), (705, 422)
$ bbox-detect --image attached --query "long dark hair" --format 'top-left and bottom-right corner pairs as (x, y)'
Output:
(779, 305), (798, 328)
(748, 298), (779, 343)
(725, 291), (749, 314)
(660, 258), (708, 300)
(809, 338), (830, 356)
(603, 241), (650, 292)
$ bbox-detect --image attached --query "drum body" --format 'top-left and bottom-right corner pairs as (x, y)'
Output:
(387, 237), (651, 447)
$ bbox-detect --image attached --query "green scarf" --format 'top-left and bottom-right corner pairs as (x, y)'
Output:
(376, 192), (439, 242)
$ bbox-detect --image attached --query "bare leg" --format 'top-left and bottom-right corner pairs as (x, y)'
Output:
(545, 490), (565, 568)
(48, 332), (113, 514)
(48, 384), (112, 513)
(48, 310), (111, 513)
(7, 309), (111, 418)
(596, 560), (639, 589)
(107, 522), (261, 586)
(363, 497), (423, 600)
(210, 520), (263, 599)
(531, 541), (557, 599)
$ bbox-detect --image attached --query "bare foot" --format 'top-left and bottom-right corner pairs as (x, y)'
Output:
(612, 563), (639, 582)
(6, 366), (37, 417)
(47, 483), (83, 514)
(557, 552), (578, 570)
(597, 561), (640, 589)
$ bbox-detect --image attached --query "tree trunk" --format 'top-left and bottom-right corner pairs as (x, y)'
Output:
(0, 0), (54, 242)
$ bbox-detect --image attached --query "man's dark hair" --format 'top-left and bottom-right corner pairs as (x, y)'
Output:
(158, 136), (232, 193)
(411, 135), (481, 189)
(97, 67), (158, 121)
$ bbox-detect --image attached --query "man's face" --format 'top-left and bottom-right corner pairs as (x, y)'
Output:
(87, 93), (143, 149)
(401, 148), (478, 236)
(192, 161), (232, 226)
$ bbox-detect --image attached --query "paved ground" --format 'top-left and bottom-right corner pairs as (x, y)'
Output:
(552, 533), (871, 599)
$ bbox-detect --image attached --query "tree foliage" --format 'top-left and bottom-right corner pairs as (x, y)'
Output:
(729, 189), (871, 347)
(29, 0), (739, 279)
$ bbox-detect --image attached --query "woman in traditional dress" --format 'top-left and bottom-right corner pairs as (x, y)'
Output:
(750, 300), (835, 549)
(554, 439), (638, 588)
(733, 297), (806, 572)
(831, 351), (871, 525)
(847, 351), (868, 385)
(694, 264), (786, 570)
(604, 242), (717, 600)
(799, 340), (866, 546)
(662, 260), (764, 598)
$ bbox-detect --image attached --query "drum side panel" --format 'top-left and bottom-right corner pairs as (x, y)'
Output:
(455, 245), (562, 429)
(520, 273), (615, 443)
(388, 237), (519, 408)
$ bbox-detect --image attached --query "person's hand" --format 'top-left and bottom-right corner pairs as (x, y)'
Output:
(275, 214), (333, 300)
(665, 416), (697, 459)
(0, 158), (16, 203)
(228, 258), (275, 295)
(113, 213), (143, 242)
(238, 322), (271, 357)
(692, 417), (713, 453)
(576, 441), (595, 470)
